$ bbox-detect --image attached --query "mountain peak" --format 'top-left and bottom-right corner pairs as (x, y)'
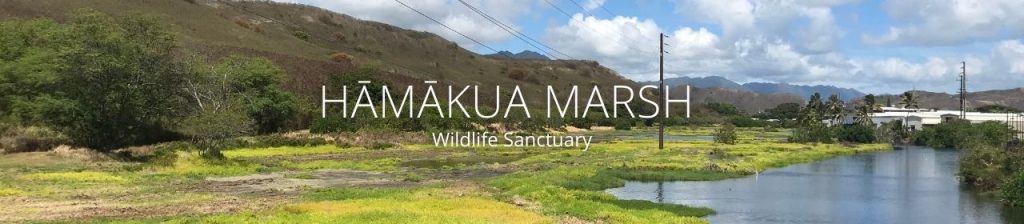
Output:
(486, 50), (550, 60)
(646, 76), (866, 101)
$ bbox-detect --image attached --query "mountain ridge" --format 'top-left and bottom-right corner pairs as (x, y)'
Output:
(485, 50), (550, 60)
(642, 76), (865, 101)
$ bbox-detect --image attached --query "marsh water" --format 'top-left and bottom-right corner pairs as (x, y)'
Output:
(607, 146), (1024, 223)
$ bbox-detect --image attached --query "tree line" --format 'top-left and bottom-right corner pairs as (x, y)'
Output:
(0, 10), (297, 153)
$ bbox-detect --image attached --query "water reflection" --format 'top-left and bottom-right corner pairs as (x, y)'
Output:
(607, 146), (1024, 223)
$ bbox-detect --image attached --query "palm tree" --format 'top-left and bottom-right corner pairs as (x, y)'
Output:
(825, 94), (845, 126)
(863, 94), (880, 112)
(901, 91), (920, 109)
(855, 104), (874, 126)
(808, 93), (824, 114)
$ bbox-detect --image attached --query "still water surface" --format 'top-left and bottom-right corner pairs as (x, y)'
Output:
(607, 146), (1024, 223)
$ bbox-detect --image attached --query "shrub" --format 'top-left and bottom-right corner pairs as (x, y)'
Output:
(1002, 171), (1024, 207)
(960, 144), (1009, 190)
(333, 32), (346, 41)
(290, 27), (310, 41)
(1, 10), (187, 150)
(0, 126), (70, 153)
(507, 68), (528, 80)
(836, 124), (876, 143)
(613, 119), (633, 130)
(913, 120), (1012, 149)
(330, 52), (355, 65)
(790, 124), (834, 143)
(233, 18), (252, 30)
(714, 124), (737, 144)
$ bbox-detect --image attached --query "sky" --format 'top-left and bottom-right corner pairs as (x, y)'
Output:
(274, 0), (1024, 94)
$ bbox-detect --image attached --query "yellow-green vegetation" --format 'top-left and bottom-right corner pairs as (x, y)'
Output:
(0, 187), (23, 197)
(485, 140), (890, 223)
(0, 128), (892, 223)
(489, 167), (710, 224)
(222, 145), (364, 158)
(667, 126), (792, 140)
(19, 171), (127, 183)
(280, 158), (401, 172)
(153, 151), (265, 178)
(126, 186), (552, 224)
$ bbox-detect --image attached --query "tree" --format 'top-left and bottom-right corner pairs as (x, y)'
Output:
(714, 123), (737, 144)
(836, 124), (876, 143)
(976, 104), (1020, 113)
(807, 93), (824, 115)
(854, 94), (879, 127)
(761, 102), (801, 120)
(183, 55), (298, 135)
(901, 91), (920, 109)
(1, 10), (187, 150)
(215, 56), (297, 133)
(825, 94), (845, 126)
(177, 100), (253, 159)
(863, 94), (880, 112)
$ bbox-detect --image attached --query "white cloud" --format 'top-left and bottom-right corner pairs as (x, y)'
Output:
(544, 14), (663, 72)
(582, 0), (605, 11)
(994, 40), (1024, 74)
(278, 0), (1024, 94)
(865, 0), (1024, 46)
(677, 0), (849, 53)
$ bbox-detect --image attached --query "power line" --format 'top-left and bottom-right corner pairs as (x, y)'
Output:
(392, 0), (508, 57)
(540, 0), (655, 55)
(220, 0), (462, 80)
(566, 0), (597, 18)
(568, 0), (657, 43)
(456, 0), (573, 59)
(597, 3), (617, 18)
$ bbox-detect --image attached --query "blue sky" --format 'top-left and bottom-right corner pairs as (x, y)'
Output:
(277, 0), (1024, 94)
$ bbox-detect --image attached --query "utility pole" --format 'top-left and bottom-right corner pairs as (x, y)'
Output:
(659, 33), (665, 150)
(959, 61), (967, 119)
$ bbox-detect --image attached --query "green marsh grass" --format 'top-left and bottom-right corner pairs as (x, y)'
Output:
(280, 158), (400, 172)
(222, 145), (365, 158)
(19, 171), (127, 183)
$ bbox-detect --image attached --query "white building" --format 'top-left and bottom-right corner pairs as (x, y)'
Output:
(862, 107), (1024, 133)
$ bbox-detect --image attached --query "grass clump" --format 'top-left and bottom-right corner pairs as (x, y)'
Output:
(222, 145), (362, 158)
(281, 158), (400, 172)
(19, 171), (127, 183)
(154, 151), (264, 178)
(303, 187), (410, 201)
(0, 187), (24, 197)
(157, 187), (551, 224)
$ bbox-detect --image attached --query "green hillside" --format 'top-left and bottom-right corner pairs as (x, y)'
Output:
(0, 0), (635, 103)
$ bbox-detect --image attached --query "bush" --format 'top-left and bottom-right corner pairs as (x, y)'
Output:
(913, 120), (1012, 149)
(1002, 171), (1024, 207)
(330, 52), (355, 65)
(290, 27), (310, 41)
(790, 124), (833, 143)
(0, 126), (69, 153)
(836, 124), (876, 143)
(613, 119), (633, 130)
(960, 144), (1010, 190)
(714, 124), (737, 144)
(0, 10), (188, 150)
(507, 68), (528, 80)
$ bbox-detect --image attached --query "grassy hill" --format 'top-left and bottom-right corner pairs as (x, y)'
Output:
(0, 0), (634, 106)
(877, 89), (1024, 111)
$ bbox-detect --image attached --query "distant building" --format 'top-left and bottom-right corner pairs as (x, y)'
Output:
(844, 107), (1024, 134)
